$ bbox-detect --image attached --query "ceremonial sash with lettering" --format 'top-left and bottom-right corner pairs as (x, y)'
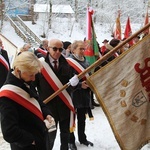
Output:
(0, 54), (9, 70)
(39, 58), (75, 131)
(0, 84), (44, 121)
(37, 48), (47, 56)
(66, 57), (89, 80)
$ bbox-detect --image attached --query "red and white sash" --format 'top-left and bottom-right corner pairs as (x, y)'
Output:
(39, 58), (75, 131)
(0, 54), (9, 70)
(37, 48), (47, 56)
(66, 57), (89, 80)
(0, 84), (44, 121)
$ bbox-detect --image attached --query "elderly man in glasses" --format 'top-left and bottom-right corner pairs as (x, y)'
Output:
(33, 39), (79, 150)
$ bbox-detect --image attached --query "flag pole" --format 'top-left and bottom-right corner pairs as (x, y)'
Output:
(43, 23), (150, 104)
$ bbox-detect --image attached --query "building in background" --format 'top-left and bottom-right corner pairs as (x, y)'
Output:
(34, 4), (74, 20)
(5, 0), (29, 17)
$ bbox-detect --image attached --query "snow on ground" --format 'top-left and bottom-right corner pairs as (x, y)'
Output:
(0, 107), (125, 150)
(0, 107), (150, 150)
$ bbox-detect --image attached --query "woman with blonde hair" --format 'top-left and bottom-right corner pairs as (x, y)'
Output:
(0, 51), (54, 150)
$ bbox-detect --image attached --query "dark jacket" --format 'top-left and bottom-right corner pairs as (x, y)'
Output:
(33, 53), (73, 121)
(34, 45), (47, 58)
(100, 48), (115, 67)
(69, 54), (91, 108)
(0, 71), (51, 150)
(94, 44), (116, 72)
(0, 49), (10, 88)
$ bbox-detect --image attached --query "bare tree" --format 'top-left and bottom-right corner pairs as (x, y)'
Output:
(48, 0), (52, 29)
(74, 0), (78, 22)
(30, 0), (36, 24)
(0, 0), (5, 32)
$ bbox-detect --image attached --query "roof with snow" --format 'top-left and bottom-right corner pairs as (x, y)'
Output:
(34, 4), (74, 14)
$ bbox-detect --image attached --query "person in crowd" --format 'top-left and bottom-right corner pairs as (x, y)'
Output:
(120, 38), (130, 53)
(0, 51), (54, 150)
(18, 43), (32, 55)
(100, 39), (109, 56)
(32, 39), (79, 150)
(68, 40), (94, 150)
(133, 35), (140, 44)
(34, 39), (48, 58)
(0, 38), (10, 88)
(62, 41), (72, 58)
(95, 38), (120, 71)
(104, 38), (120, 57)
(91, 93), (100, 109)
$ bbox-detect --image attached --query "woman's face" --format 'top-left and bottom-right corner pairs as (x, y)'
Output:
(17, 69), (37, 82)
(73, 42), (85, 57)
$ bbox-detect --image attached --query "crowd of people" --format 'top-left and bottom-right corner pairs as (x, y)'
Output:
(0, 34), (142, 150)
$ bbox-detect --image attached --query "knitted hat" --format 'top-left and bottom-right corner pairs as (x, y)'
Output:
(109, 39), (120, 47)
(63, 41), (71, 50)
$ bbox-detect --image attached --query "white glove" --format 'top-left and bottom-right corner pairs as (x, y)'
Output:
(69, 74), (79, 86)
(44, 118), (56, 132)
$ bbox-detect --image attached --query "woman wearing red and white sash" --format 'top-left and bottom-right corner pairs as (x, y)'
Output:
(0, 52), (54, 150)
(0, 38), (10, 88)
(33, 39), (79, 150)
(68, 40), (94, 150)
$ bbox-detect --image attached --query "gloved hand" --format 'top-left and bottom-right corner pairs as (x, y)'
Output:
(44, 118), (56, 132)
(69, 74), (79, 86)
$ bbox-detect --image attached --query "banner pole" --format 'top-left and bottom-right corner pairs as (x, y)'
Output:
(44, 23), (150, 104)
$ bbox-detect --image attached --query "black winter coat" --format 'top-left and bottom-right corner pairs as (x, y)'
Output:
(33, 53), (73, 121)
(0, 49), (10, 88)
(34, 46), (47, 58)
(0, 71), (51, 150)
(69, 55), (91, 109)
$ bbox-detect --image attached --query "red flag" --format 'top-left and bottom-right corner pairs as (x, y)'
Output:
(113, 9), (122, 40)
(86, 7), (93, 40)
(124, 16), (133, 46)
(143, 8), (149, 35)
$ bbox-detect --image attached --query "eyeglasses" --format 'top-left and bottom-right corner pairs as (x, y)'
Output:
(49, 47), (64, 52)
(79, 48), (85, 51)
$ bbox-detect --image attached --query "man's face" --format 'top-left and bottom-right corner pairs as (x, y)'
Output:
(48, 41), (63, 60)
